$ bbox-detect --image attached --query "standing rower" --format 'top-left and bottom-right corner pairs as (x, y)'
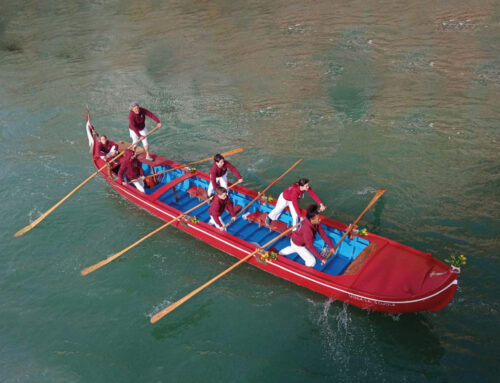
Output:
(266, 178), (326, 227)
(209, 187), (237, 231)
(128, 102), (161, 161)
(279, 204), (335, 267)
(207, 153), (243, 196)
(117, 149), (146, 193)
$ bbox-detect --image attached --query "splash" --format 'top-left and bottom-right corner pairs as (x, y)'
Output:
(145, 298), (173, 319)
(336, 303), (352, 332)
(28, 207), (43, 222)
(356, 186), (377, 195)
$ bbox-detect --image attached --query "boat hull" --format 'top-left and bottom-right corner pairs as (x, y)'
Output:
(89, 132), (459, 314)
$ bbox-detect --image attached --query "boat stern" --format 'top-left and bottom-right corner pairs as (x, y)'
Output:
(345, 243), (460, 313)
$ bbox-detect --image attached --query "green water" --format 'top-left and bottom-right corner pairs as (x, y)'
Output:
(1, 1), (499, 382)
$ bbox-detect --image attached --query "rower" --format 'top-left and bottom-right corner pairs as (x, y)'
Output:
(279, 204), (335, 267)
(266, 178), (326, 227)
(96, 134), (118, 161)
(117, 149), (146, 193)
(207, 153), (243, 196)
(128, 102), (162, 161)
(209, 187), (237, 231)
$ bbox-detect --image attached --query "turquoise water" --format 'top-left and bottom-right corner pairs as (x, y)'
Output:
(1, 1), (499, 382)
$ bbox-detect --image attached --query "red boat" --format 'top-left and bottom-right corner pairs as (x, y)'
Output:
(86, 115), (459, 313)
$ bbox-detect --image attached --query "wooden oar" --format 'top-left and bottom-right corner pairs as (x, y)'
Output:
(222, 159), (303, 230)
(128, 147), (244, 184)
(80, 181), (242, 276)
(14, 124), (162, 237)
(329, 188), (386, 257)
(150, 222), (300, 323)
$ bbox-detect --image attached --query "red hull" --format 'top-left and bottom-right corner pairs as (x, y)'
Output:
(89, 133), (458, 313)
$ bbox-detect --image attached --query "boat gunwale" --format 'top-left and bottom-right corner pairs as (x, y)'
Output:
(89, 135), (459, 311)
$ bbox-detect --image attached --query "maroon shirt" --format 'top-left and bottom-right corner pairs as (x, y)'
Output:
(291, 218), (334, 260)
(282, 184), (322, 217)
(210, 160), (242, 192)
(128, 107), (160, 135)
(209, 195), (236, 226)
(117, 149), (144, 182)
(96, 140), (117, 157)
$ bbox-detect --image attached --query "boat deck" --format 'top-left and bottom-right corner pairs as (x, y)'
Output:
(143, 164), (370, 277)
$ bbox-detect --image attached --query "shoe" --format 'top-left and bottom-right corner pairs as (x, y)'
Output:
(265, 215), (273, 226)
(145, 154), (153, 161)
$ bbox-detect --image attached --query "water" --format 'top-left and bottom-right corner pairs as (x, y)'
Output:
(1, 1), (499, 382)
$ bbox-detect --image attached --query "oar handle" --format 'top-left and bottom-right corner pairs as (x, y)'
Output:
(223, 159), (302, 230)
(150, 222), (300, 323)
(331, 188), (386, 255)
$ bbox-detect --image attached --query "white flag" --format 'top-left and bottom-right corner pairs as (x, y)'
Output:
(85, 110), (95, 152)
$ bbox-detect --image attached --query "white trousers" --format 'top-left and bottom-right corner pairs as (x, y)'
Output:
(207, 173), (228, 196)
(129, 128), (149, 147)
(133, 180), (145, 193)
(268, 192), (299, 226)
(279, 240), (316, 268)
(124, 176), (145, 193)
(209, 215), (225, 231)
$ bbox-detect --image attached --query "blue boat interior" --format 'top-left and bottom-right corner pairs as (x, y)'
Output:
(141, 164), (370, 276)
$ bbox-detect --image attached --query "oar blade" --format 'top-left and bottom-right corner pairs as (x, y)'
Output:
(14, 224), (33, 237)
(81, 262), (104, 276)
(221, 147), (244, 156)
(150, 223), (299, 323)
(150, 298), (186, 323)
(14, 213), (47, 237)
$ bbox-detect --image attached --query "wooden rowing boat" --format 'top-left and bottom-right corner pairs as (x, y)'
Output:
(86, 116), (459, 313)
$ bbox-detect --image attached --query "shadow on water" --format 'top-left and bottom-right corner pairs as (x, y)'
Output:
(369, 194), (386, 232)
(151, 301), (212, 339)
(369, 312), (445, 366)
